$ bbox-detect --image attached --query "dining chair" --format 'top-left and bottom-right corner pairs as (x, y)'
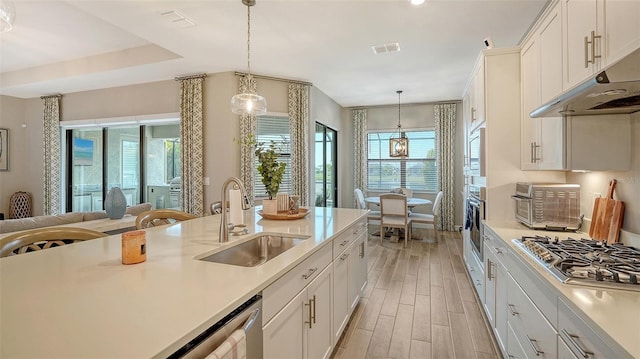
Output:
(354, 188), (380, 225)
(135, 209), (197, 229)
(379, 193), (413, 247)
(0, 227), (108, 258)
(410, 191), (443, 239)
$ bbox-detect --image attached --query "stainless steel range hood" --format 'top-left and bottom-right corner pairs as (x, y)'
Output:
(530, 48), (640, 118)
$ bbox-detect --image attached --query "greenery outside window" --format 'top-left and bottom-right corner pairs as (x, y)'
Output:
(367, 130), (437, 191)
(254, 115), (292, 199)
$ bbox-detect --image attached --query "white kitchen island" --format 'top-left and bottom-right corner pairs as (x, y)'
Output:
(0, 206), (368, 358)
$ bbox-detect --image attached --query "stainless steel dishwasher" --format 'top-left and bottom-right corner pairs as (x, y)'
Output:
(168, 294), (262, 359)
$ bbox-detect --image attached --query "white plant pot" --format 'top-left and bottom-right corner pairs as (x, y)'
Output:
(262, 199), (278, 215)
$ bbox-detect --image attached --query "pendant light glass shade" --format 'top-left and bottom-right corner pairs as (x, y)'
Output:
(231, 87), (267, 115)
(389, 90), (409, 158)
(0, 0), (15, 32)
(231, 0), (267, 116)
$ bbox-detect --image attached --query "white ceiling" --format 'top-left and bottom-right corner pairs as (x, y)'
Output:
(0, 0), (548, 107)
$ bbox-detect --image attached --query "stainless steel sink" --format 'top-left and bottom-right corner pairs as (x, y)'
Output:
(197, 234), (309, 267)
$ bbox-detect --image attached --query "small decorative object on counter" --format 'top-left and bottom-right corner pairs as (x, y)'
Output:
(122, 230), (146, 264)
(105, 187), (127, 219)
(289, 195), (300, 214)
(262, 199), (278, 215)
(276, 193), (289, 213)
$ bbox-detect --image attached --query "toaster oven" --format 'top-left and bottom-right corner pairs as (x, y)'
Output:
(512, 183), (582, 231)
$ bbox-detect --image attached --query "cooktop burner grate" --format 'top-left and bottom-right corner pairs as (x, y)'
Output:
(513, 236), (640, 291)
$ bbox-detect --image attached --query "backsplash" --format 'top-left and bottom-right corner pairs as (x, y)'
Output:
(566, 112), (640, 237)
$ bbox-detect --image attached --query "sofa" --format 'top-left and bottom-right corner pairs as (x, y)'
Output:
(0, 203), (152, 234)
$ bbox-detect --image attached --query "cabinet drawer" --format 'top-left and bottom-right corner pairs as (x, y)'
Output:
(506, 322), (528, 359)
(558, 299), (628, 359)
(466, 251), (484, 301)
(507, 250), (557, 327)
(507, 274), (557, 358)
(332, 219), (367, 259)
(263, 244), (332, 323)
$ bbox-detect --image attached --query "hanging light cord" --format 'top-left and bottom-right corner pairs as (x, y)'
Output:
(397, 90), (403, 135)
(246, 4), (252, 76)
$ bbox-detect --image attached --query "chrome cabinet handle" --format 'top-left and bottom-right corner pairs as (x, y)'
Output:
(302, 267), (318, 280)
(471, 107), (477, 121)
(340, 253), (349, 261)
(304, 299), (313, 328)
(526, 335), (544, 356)
(590, 31), (601, 65)
(508, 304), (519, 316)
(494, 247), (503, 255)
(584, 35), (589, 68)
(359, 241), (365, 258)
(562, 329), (594, 358)
(311, 295), (316, 324)
(487, 259), (494, 280)
(340, 239), (350, 247)
(531, 142), (540, 163)
(531, 142), (535, 163)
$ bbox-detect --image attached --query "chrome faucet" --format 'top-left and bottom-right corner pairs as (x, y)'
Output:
(219, 177), (251, 243)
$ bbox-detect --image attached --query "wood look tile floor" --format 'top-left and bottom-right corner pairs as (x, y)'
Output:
(331, 229), (500, 359)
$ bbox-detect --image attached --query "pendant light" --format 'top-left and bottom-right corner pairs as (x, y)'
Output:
(0, 0), (15, 32)
(231, 0), (267, 115)
(389, 90), (409, 157)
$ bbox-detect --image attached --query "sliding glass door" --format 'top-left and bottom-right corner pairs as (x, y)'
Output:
(65, 122), (180, 212)
(315, 123), (337, 207)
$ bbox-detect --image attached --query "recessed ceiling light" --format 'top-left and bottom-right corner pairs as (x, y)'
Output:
(409, 0), (425, 5)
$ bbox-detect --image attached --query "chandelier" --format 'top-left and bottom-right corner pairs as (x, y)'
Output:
(231, 0), (267, 116)
(0, 0), (15, 32)
(389, 90), (409, 157)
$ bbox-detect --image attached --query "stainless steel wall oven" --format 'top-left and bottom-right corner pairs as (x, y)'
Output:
(466, 185), (486, 263)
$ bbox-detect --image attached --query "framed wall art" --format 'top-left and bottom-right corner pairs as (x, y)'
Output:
(0, 128), (8, 171)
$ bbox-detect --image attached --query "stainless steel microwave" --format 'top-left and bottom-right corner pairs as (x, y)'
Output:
(468, 127), (485, 177)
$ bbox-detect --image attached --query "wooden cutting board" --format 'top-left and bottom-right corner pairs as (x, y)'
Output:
(589, 179), (625, 244)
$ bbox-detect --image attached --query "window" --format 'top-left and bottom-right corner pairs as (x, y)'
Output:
(367, 130), (437, 191)
(254, 115), (292, 198)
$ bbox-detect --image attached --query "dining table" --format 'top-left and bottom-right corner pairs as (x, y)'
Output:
(365, 196), (432, 208)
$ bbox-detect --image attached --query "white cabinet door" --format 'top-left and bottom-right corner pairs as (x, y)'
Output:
(564, 0), (598, 89)
(470, 60), (485, 131)
(332, 247), (349, 344)
(520, 37), (540, 170)
(263, 289), (306, 359)
(484, 242), (496, 326)
(494, 258), (508, 354)
(349, 233), (367, 311)
(601, 0), (640, 67)
(307, 266), (333, 359)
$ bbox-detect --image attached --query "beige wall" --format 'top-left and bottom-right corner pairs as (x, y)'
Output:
(567, 112), (640, 235)
(0, 73), (345, 216)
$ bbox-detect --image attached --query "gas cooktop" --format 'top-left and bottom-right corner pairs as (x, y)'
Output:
(513, 235), (640, 292)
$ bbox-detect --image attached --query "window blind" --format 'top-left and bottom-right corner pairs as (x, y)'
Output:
(367, 130), (437, 191)
(255, 115), (292, 198)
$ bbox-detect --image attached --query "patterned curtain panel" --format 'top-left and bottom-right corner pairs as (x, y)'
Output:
(42, 95), (62, 215)
(435, 103), (457, 231)
(352, 109), (367, 207)
(177, 75), (206, 217)
(288, 83), (310, 206)
(238, 75), (257, 206)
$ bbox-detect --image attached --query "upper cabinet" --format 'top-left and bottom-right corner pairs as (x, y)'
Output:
(468, 60), (486, 132)
(563, 0), (640, 90)
(521, 3), (565, 171)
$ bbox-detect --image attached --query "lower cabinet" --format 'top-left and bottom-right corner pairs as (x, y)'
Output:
(263, 265), (333, 359)
(333, 231), (367, 344)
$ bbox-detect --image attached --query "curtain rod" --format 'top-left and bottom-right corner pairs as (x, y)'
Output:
(234, 72), (312, 86)
(40, 94), (62, 99)
(175, 73), (207, 81)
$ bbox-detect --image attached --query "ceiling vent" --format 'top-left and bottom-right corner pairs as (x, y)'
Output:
(160, 10), (197, 29)
(371, 42), (401, 54)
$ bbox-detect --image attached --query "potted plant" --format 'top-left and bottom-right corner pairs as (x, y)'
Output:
(237, 135), (286, 214)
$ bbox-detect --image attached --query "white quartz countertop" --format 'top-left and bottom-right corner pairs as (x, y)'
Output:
(0, 207), (367, 358)
(484, 220), (640, 359)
